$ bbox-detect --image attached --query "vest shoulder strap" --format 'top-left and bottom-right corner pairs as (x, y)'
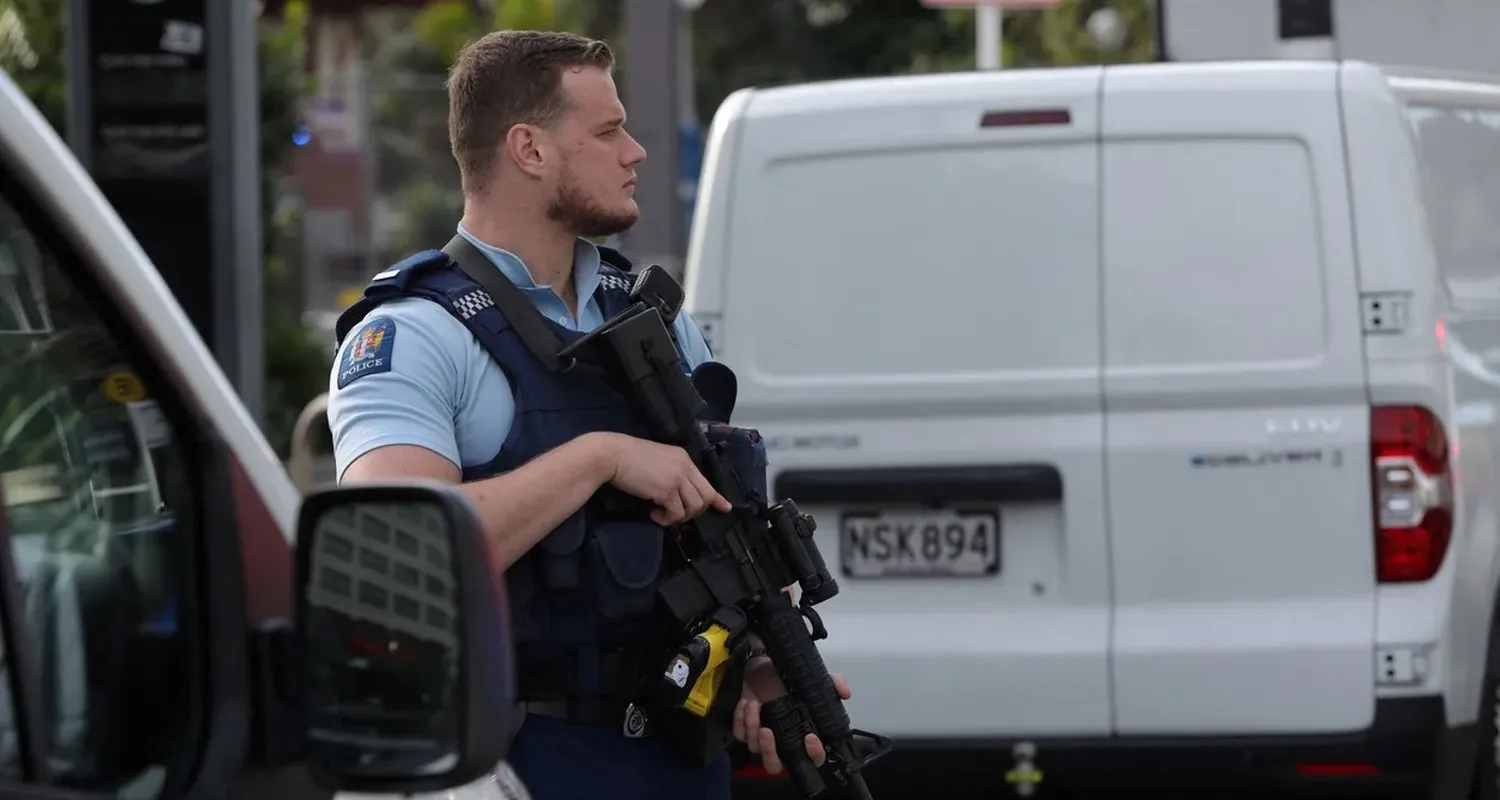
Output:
(441, 235), (568, 372)
(334, 249), (451, 345)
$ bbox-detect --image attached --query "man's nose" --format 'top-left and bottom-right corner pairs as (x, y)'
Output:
(624, 132), (647, 167)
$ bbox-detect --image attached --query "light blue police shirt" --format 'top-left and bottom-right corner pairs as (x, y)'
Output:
(328, 224), (714, 480)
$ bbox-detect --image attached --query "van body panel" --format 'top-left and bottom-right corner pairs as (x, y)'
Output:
(1343, 65), (1446, 365)
(764, 413), (1111, 737)
(682, 87), (754, 327)
(714, 67), (1114, 736)
(1100, 62), (1377, 734)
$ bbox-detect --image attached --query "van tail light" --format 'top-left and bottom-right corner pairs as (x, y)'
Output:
(732, 765), (784, 780)
(1371, 406), (1453, 583)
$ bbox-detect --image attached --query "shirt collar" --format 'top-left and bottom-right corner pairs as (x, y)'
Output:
(455, 223), (604, 303)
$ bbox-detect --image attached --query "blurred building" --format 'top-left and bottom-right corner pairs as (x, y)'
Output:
(1163, 0), (1500, 75)
(304, 501), (457, 650)
(263, 0), (431, 337)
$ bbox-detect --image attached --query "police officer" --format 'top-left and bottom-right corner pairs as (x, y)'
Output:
(327, 29), (851, 800)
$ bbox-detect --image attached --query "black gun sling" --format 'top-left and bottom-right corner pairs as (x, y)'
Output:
(442, 235), (684, 374)
(442, 234), (572, 372)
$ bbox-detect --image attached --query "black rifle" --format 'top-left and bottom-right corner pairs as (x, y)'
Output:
(557, 266), (893, 799)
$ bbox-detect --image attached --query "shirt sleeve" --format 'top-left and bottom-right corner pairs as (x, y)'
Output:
(328, 298), (470, 480)
(673, 310), (715, 371)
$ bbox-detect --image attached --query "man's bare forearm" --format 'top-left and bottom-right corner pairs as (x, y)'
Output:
(461, 432), (617, 569)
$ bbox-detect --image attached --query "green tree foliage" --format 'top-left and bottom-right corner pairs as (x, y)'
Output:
(417, 0), (594, 61)
(1006, 0), (1159, 67)
(689, 0), (1157, 122)
(0, 0), (326, 456)
(365, 6), (460, 257)
(691, 0), (968, 117)
(258, 0), (332, 457)
(0, 0), (65, 127)
(367, 0), (590, 257)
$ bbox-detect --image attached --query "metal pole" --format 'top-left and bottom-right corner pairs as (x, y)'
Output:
(65, 0), (92, 162)
(622, 0), (683, 277)
(362, 60), (382, 280)
(209, 0), (265, 424)
(977, 4), (1004, 69)
(677, 14), (696, 127)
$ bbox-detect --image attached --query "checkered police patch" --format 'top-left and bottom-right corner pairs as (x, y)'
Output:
(598, 272), (632, 293)
(338, 316), (396, 389)
(452, 289), (494, 321)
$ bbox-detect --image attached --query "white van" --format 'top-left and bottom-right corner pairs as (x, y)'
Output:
(686, 59), (1500, 798)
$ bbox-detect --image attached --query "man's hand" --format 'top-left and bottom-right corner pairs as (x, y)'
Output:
(732, 656), (853, 775)
(590, 432), (731, 525)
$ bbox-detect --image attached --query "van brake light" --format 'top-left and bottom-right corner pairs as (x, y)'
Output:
(979, 109), (1071, 128)
(1371, 406), (1453, 583)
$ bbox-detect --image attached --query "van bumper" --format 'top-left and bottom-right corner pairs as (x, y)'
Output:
(730, 697), (1474, 798)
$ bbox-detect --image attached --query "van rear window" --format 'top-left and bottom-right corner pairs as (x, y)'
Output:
(726, 144), (1101, 380)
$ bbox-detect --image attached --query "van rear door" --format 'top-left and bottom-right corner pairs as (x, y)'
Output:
(1099, 62), (1377, 735)
(707, 67), (1113, 737)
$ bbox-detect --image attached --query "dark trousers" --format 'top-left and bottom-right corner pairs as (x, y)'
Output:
(509, 713), (733, 800)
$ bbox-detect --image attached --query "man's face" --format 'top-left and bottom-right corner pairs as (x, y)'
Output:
(543, 66), (647, 238)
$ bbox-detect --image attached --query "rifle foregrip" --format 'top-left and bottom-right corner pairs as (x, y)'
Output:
(761, 696), (823, 796)
(759, 595), (854, 763)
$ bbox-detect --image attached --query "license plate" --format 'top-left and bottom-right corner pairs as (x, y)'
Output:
(840, 510), (1000, 578)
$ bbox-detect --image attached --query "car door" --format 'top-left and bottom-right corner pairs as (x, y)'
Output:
(0, 65), (335, 799)
(1100, 64), (1377, 734)
(0, 136), (262, 800)
(716, 68), (1112, 739)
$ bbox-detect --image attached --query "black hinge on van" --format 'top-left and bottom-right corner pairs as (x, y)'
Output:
(1362, 292), (1411, 335)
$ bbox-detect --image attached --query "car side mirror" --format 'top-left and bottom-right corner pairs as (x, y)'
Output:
(294, 482), (516, 795)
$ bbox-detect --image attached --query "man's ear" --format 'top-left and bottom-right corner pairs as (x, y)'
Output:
(504, 123), (548, 179)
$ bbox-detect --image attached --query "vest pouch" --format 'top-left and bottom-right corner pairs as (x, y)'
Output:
(511, 513), (586, 642)
(504, 555), (546, 641)
(584, 520), (664, 622)
(537, 510), (587, 590)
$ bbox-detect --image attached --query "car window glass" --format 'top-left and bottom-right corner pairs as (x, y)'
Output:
(1404, 103), (1500, 300)
(0, 189), (195, 798)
